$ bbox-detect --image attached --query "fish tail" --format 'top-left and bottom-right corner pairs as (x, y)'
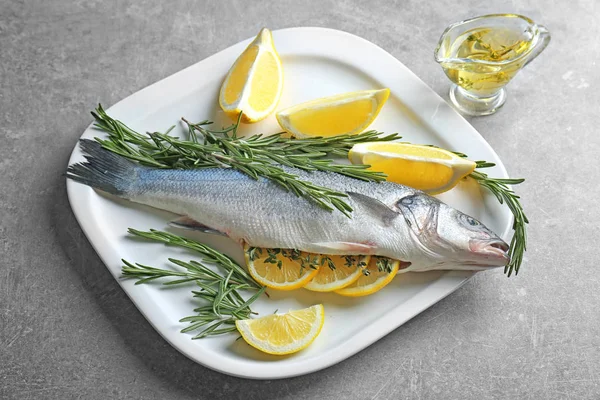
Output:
(66, 139), (140, 196)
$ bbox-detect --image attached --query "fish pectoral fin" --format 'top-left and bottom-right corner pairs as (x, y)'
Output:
(347, 192), (399, 226)
(310, 241), (377, 254)
(169, 216), (227, 236)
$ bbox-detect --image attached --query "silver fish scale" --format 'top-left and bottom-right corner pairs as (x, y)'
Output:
(129, 166), (421, 258)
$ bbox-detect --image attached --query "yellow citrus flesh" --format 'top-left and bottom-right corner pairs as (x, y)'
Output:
(304, 255), (370, 292)
(244, 244), (320, 290)
(276, 89), (390, 138)
(335, 257), (400, 297)
(222, 45), (259, 105)
(219, 28), (283, 123)
(248, 50), (281, 111)
(235, 304), (325, 355)
(348, 142), (477, 194)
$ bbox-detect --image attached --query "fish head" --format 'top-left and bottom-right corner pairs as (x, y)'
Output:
(395, 193), (509, 271)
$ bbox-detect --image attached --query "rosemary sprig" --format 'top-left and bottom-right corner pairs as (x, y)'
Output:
(469, 163), (527, 277)
(127, 228), (259, 287)
(122, 229), (266, 338)
(91, 104), (399, 216)
(436, 152), (527, 276)
(182, 117), (398, 179)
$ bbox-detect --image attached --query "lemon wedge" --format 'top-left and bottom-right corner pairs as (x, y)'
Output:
(304, 255), (370, 292)
(349, 142), (477, 194)
(276, 89), (390, 138)
(236, 304), (325, 355)
(244, 244), (320, 290)
(335, 257), (400, 297)
(219, 28), (283, 123)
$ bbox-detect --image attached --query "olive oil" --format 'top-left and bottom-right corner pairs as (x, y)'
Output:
(435, 14), (550, 115)
(440, 27), (532, 96)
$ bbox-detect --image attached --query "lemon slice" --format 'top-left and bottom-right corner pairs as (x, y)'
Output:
(304, 255), (370, 292)
(335, 257), (400, 297)
(235, 304), (325, 355)
(244, 244), (320, 290)
(349, 142), (477, 194)
(219, 28), (283, 123)
(276, 89), (390, 138)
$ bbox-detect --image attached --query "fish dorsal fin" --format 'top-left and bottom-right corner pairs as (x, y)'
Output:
(169, 216), (227, 236)
(347, 192), (399, 226)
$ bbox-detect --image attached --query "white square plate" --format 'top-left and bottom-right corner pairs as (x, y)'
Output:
(67, 27), (512, 379)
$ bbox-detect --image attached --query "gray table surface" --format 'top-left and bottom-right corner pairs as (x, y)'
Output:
(1, 1), (599, 399)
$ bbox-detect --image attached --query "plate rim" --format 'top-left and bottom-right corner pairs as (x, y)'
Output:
(66, 26), (513, 379)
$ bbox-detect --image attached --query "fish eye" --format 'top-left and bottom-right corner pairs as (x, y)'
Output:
(399, 196), (414, 206)
(466, 217), (479, 226)
(458, 213), (481, 228)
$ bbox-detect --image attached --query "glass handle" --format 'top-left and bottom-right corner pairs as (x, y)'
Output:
(524, 25), (551, 67)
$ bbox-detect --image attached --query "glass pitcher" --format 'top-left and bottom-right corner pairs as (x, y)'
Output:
(435, 14), (550, 116)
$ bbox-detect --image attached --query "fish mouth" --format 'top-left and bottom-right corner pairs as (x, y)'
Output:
(469, 239), (510, 266)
